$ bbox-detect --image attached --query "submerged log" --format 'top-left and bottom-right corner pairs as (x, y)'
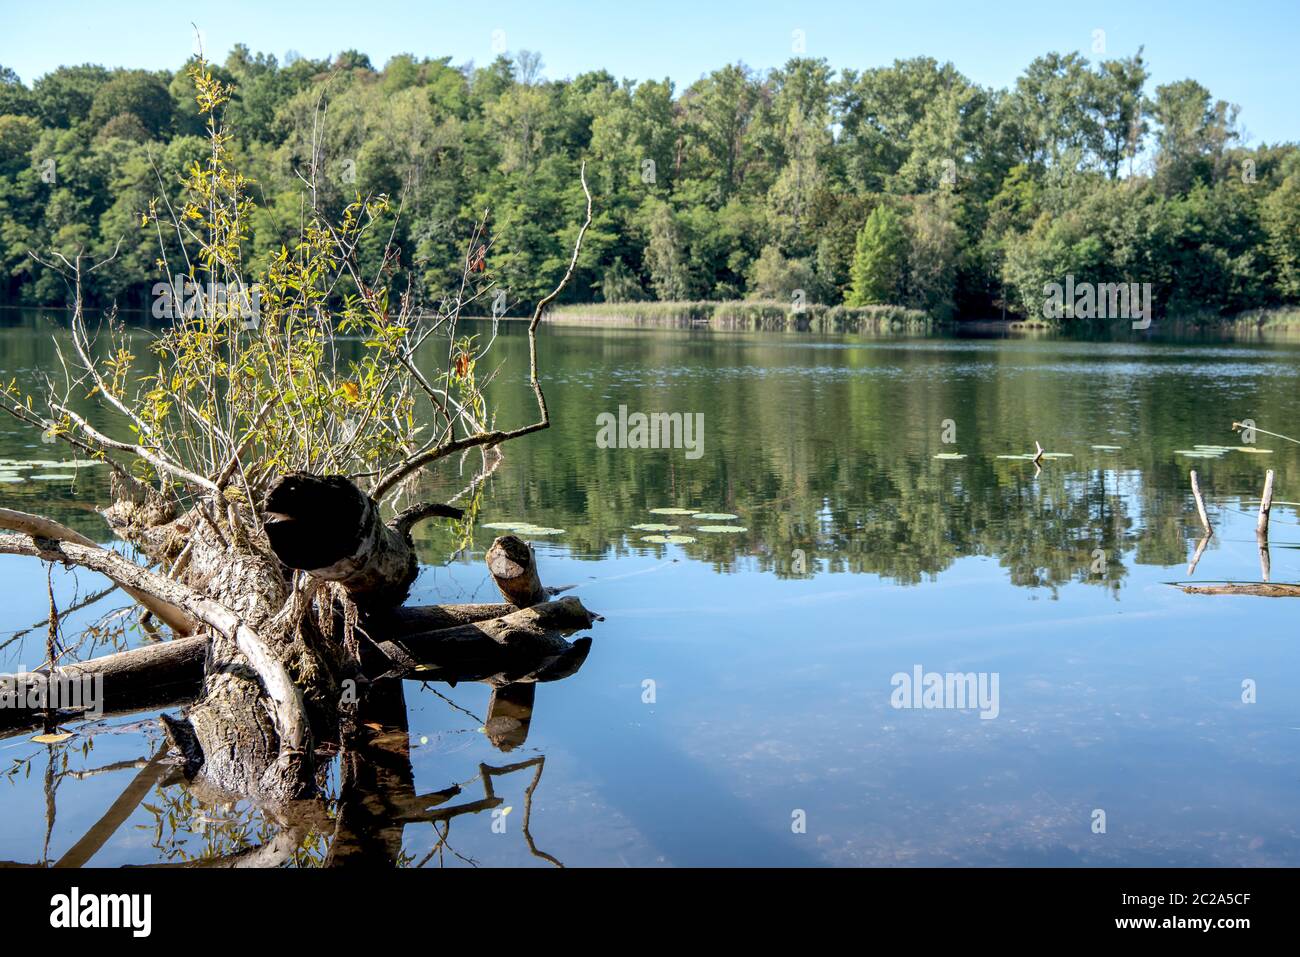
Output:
(1, 469), (600, 806)
(0, 636), (208, 737)
(1178, 582), (1300, 597)
(366, 597), (600, 686)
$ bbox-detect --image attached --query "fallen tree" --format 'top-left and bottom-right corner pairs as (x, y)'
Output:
(0, 56), (598, 814)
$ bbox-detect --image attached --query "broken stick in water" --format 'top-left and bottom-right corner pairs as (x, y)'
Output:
(1257, 469), (1275, 541)
(1258, 468), (1275, 582)
(1190, 470), (1212, 536)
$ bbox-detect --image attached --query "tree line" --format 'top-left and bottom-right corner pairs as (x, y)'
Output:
(0, 45), (1297, 320)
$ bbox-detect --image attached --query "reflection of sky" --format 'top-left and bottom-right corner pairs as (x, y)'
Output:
(393, 497), (1300, 866)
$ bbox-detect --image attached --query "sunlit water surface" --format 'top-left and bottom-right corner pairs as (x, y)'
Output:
(2, 310), (1299, 866)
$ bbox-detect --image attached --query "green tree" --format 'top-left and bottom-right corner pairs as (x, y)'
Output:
(88, 69), (174, 136)
(847, 204), (905, 306)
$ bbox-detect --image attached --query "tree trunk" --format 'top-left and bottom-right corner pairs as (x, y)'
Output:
(2, 471), (599, 809)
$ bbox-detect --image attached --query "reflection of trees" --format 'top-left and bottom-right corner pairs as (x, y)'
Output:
(7, 315), (1295, 592)
(402, 324), (1296, 590)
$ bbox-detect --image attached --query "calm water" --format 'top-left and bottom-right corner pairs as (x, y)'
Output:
(2, 309), (1300, 866)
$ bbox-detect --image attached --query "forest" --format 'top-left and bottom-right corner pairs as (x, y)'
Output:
(1, 44), (1298, 321)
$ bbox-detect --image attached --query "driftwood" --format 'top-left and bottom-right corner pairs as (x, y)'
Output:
(0, 636), (207, 738)
(0, 591), (597, 742)
(1178, 582), (1300, 597)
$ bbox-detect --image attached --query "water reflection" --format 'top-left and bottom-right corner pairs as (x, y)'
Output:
(4, 310), (1300, 866)
(3, 676), (566, 868)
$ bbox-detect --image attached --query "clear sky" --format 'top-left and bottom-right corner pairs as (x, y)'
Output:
(2, 0), (1297, 144)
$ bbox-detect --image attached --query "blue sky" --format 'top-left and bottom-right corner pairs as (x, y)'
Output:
(2, 0), (1297, 143)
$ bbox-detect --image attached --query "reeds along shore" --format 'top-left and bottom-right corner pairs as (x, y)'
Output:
(546, 300), (931, 332)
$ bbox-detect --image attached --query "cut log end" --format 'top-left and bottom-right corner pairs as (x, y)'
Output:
(486, 535), (547, 608)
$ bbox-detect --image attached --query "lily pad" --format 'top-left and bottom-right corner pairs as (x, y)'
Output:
(1235, 447), (1274, 454)
(1091, 445), (1122, 450)
(31, 474), (76, 480)
(648, 507), (698, 515)
(631, 523), (680, 531)
(1175, 449), (1225, 458)
(996, 454), (1036, 460)
(640, 534), (697, 544)
(1039, 452), (1073, 459)
(690, 512), (738, 520)
(695, 525), (748, 533)
(481, 521), (565, 536)
(933, 453), (966, 460)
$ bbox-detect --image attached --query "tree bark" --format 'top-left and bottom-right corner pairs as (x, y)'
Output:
(486, 535), (547, 607)
(0, 472), (600, 807)
(0, 637), (207, 737)
(264, 472), (420, 608)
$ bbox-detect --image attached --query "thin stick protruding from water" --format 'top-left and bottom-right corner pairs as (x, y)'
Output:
(1257, 469), (1275, 540)
(1190, 470), (1212, 536)
(1232, 422), (1300, 446)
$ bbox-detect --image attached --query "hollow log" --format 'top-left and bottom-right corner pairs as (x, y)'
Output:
(264, 473), (419, 608)
(486, 535), (547, 607)
(2, 470), (601, 808)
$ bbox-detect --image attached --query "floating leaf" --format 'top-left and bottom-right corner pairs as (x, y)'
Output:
(1235, 447), (1274, 454)
(648, 507), (697, 515)
(1039, 452), (1073, 459)
(481, 521), (564, 535)
(1091, 445), (1122, 450)
(31, 732), (72, 744)
(1175, 449), (1225, 458)
(690, 512), (738, 520)
(631, 523), (680, 531)
(641, 534), (697, 544)
(695, 525), (748, 533)
(996, 454), (1035, 460)
(933, 453), (966, 460)
(31, 474), (76, 480)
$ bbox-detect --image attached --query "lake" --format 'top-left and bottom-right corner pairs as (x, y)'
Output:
(2, 308), (1299, 867)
